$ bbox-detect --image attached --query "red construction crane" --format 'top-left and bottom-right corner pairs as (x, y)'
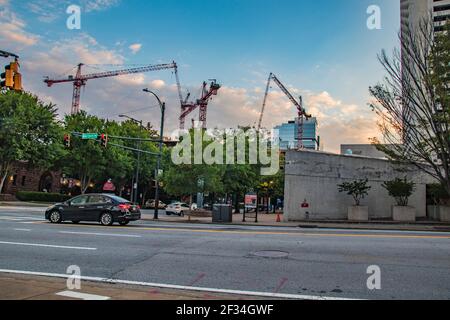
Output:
(44, 62), (179, 114)
(178, 80), (221, 130)
(258, 73), (311, 149)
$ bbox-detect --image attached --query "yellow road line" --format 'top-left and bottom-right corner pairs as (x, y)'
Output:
(35, 222), (450, 240)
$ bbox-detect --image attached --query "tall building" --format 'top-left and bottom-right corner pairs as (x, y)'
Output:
(273, 118), (319, 151)
(401, 0), (450, 33)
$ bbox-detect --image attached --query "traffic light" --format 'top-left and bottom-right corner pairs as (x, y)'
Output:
(1, 65), (13, 88)
(63, 134), (71, 149)
(13, 72), (22, 91)
(100, 134), (108, 148)
(1, 61), (22, 91)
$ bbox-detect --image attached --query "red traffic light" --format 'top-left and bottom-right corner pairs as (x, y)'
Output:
(63, 134), (71, 148)
(100, 134), (108, 148)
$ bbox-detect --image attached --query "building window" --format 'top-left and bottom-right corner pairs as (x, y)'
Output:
(21, 176), (26, 187)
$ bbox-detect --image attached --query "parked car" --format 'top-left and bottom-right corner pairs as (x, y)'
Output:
(45, 194), (141, 226)
(165, 202), (190, 216)
(145, 199), (167, 209)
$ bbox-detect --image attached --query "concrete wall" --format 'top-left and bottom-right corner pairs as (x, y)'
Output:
(284, 150), (435, 221)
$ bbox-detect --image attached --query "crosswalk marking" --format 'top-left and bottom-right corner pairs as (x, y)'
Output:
(56, 290), (110, 300)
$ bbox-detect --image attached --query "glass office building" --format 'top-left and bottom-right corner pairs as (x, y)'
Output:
(273, 118), (319, 151)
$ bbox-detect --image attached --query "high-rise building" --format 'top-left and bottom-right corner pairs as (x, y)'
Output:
(401, 0), (450, 33)
(273, 118), (319, 151)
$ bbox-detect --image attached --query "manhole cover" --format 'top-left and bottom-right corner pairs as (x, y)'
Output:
(252, 250), (289, 258)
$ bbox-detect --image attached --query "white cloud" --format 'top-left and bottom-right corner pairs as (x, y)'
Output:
(0, 2), (39, 47)
(129, 43), (142, 54)
(150, 79), (166, 89)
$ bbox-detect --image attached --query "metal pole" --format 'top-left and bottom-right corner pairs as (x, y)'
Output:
(134, 139), (141, 204)
(154, 102), (165, 220)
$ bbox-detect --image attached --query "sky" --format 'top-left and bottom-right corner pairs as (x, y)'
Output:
(0, 0), (401, 153)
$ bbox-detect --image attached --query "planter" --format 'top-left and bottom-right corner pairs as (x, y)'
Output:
(427, 205), (440, 221)
(439, 206), (450, 222)
(348, 206), (369, 221)
(392, 206), (416, 222)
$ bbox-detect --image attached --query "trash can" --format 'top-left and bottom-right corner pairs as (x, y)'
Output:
(212, 204), (233, 223)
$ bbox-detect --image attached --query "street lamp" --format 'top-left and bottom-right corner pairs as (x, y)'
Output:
(119, 114), (144, 204)
(143, 88), (166, 220)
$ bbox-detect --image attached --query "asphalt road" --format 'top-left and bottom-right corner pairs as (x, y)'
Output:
(0, 206), (449, 300)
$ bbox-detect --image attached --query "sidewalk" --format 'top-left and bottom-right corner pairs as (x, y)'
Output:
(0, 273), (265, 300)
(141, 212), (450, 232)
(0, 201), (51, 208)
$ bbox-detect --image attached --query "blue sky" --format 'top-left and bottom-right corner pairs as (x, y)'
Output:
(0, 0), (401, 152)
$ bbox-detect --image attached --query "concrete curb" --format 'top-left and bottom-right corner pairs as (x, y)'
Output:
(141, 216), (450, 233)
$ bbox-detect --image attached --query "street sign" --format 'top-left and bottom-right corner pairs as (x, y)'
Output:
(82, 133), (98, 140)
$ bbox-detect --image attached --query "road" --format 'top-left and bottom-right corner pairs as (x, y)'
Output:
(0, 206), (449, 300)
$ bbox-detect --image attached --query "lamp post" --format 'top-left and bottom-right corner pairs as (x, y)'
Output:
(119, 114), (144, 204)
(143, 88), (165, 220)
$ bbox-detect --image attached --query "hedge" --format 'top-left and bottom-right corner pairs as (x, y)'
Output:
(16, 192), (71, 203)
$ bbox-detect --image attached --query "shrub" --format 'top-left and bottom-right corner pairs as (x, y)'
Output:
(382, 177), (415, 206)
(16, 191), (71, 203)
(427, 183), (450, 205)
(338, 179), (371, 206)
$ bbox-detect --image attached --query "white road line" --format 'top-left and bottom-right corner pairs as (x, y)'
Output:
(0, 269), (358, 301)
(14, 229), (31, 232)
(0, 241), (97, 251)
(59, 231), (141, 238)
(0, 216), (44, 221)
(55, 290), (110, 300)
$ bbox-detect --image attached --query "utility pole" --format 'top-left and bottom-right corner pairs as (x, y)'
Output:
(143, 89), (165, 220)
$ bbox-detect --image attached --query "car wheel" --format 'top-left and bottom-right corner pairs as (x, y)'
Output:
(49, 211), (62, 224)
(100, 213), (114, 226)
(119, 220), (129, 226)
(166, 212), (171, 216)
(72, 221), (80, 224)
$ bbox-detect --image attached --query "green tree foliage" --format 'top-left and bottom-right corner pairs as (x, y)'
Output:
(0, 91), (63, 193)
(63, 112), (160, 196)
(162, 127), (284, 210)
(338, 179), (372, 206)
(63, 111), (110, 193)
(382, 177), (416, 207)
(162, 129), (225, 207)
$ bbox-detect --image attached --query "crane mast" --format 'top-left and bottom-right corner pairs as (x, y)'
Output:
(44, 61), (178, 114)
(179, 80), (221, 130)
(258, 73), (311, 149)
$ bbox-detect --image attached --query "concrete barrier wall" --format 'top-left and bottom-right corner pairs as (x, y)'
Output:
(284, 150), (435, 221)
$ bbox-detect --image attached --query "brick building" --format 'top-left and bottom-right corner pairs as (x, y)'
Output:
(1, 161), (62, 197)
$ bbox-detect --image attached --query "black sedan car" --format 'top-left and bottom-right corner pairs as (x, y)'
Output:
(45, 194), (141, 226)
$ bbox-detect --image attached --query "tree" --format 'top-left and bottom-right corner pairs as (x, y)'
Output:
(162, 129), (224, 209)
(62, 112), (140, 194)
(369, 18), (450, 197)
(116, 120), (159, 204)
(0, 92), (63, 193)
(338, 179), (372, 206)
(382, 177), (415, 207)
